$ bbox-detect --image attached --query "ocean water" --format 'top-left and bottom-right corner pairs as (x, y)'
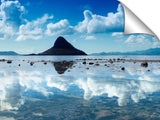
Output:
(0, 55), (160, 120)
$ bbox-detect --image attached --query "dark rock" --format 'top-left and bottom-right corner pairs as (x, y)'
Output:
(30, 62), (34, 66)
(121, 67), (125, 71)
(95, 63), (99, 66)
(109, 59), (113, 64)
(7, 60), (12, 64)
(89, 62), (94, 65)
(44, 62), (47, 65)
(141, 62), (148, 68)
(83, 61), (86, 64)
(117, 58), (120, 61)
(39, 36), (87, 55)
(62, 60), (67, 63)
(0, 59), (6, 62)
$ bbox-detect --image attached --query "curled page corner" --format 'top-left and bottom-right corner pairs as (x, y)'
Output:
(119, 1), (158, 39)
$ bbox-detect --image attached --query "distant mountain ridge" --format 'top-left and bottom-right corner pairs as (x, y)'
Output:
(1, 42), (160, 56)
(38, 36), (87, 55)
(0, 51), (19, 55)
(90, 48), (160, 56)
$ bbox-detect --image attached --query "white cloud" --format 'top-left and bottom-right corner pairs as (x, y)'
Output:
(85, 36), (96, 40)
(16, 14), (53, 41)
(0, 22), (13, 40)
(45, 4), (124, 36)
(0, 0), (25, 28)
(0, 0), (25, 40)
(0, 2), (125, 41)
(45, 19), (75, 36)
(125, 35), (144, 44)
(0, 117), (15, 120)
(125, 35), (160, 48)
(75, 4), (124, 34)
(16, 35), (42, 41)
(0, 1), (54, 41)
(112, 32), (123, 36)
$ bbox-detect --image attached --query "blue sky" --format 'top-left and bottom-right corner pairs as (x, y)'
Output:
(0, 0), (159, 54)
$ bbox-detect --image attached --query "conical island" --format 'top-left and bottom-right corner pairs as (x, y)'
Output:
(38, 36), (87, 55)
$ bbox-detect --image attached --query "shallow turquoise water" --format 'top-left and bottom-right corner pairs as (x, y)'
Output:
(0, 55), (160, 120)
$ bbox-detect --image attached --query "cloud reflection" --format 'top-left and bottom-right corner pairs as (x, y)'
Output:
(46, 75), (160, 106)
(0, 70), (53, 111)
(0, 62), (160, 111)
(46, 63), (160, 106)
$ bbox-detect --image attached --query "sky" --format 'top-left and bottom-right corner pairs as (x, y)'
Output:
(0, 0), (159, 54)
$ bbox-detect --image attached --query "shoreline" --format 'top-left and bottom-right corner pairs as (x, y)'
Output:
(1, 58), (160, 63)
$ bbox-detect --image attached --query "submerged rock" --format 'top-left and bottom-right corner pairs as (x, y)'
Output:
(109, 59), (113, 64)
(121, 67), (125, 71)
(44, 62), (47, 65)
(0, 59), (6, 62)
(141, 62), (148, 68)
(30, 62), (34, 66)
(95, 63), (100, 66)
(7, 60), (12, 64)
(89, 62), (94, 65)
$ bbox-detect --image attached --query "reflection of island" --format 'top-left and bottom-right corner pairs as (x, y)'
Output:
(53, 61), (74, 74)
(0, 58), (160, 119)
